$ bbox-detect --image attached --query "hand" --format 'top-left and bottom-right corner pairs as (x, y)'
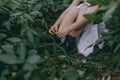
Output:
(49, 24), (59, 35)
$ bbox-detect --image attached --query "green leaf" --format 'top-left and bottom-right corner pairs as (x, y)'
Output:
(17, 44), (26, 60)
(30, 76), (41, 80)
(1, 44), (15, 54)
(10, 12), (23, 17)
(8, 0), (21, 10)
(103, 1), (118, 22)
(28, 49), (37, 55)
(20, 25), (28, 35)
(101, 32), (110, 36)
(24, 13), (34, 22)
(58, 55), (66, 59)
(112, 54), (120, 63)
(95, 38), (104, 45)
(27, 55), (41, 64)
(1, 69), (9, 76)
(23, 63), (34, 71)
(44, 49), (50, 59)
(114, 44), (120, 53)
(23, 71), (31, 80)
(0, 76), (7, 80)
(34, 3), (42, 10)
(0, 54), (17, 64)
(89, 0), (99, 6)
(0, 49), (2, 54)
(93, 45), (100, 54)
(1, 69), (10, 76)
(99, 5), (109, 11)
(84, 13), (102, 23)
(86, 76), (96, 80)
(12, 65), (18, 70)
(103, 36), (113, 41)
(35, 11), (43, 17)
(54, 77), (58, 80)
(7, 37), (22, 43)
(77, 70), (85, 76)
(26, 30), (34, 44)
(29, 28), (39, 36)
(0, 33), (7, 40)
(2, 21), (11, 30)
(64, 67), (79, 80)
(84, 14), (97, 21)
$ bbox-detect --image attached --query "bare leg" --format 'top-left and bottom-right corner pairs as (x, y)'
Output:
(69, 5), (99, 37)
(57, 5), (88, 38)
(58, 7), (80, 32)
(69, 6), (89, 37)
(57, 5), (99, 39)
(49, 0), (82, 35)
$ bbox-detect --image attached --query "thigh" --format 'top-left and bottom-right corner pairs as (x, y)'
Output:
(68, 5), (89, 37)
(69, 5), (98, 37)
(76, 5), (89, 23)
(76, 5), (99, 23)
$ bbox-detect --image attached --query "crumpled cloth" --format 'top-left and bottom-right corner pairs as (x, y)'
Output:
(76, 22), (108, 57)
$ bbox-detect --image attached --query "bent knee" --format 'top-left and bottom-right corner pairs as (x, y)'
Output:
(70, 6), (80, 12)
(80, 5), (89, 13)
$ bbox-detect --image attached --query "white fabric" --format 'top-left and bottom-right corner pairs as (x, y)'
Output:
(83, 0), (88, 3)
(76, 2), (91, 9)
(76, 2), (91, 14)
(76, 22), (108, 57)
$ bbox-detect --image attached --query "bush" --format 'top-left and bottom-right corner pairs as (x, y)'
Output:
(0, 0), (70, 80)
(0, 0), (120, 80)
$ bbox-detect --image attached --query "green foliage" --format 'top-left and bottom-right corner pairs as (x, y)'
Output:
(0, 0), (120, 80)
(0, 0), (70, 80)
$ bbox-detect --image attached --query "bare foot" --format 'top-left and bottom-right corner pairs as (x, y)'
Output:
(56, 27), (70, 39)
(56, 25), (84, 38)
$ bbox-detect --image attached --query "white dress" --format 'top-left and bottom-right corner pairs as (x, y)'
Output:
(76, 0), (108, 57)
(77, 22), (108, 57)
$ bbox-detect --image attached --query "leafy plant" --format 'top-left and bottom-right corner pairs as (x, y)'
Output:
(0, 0), (120, 80)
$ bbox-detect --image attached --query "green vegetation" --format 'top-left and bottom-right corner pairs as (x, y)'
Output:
(0, 0), (120, 80)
